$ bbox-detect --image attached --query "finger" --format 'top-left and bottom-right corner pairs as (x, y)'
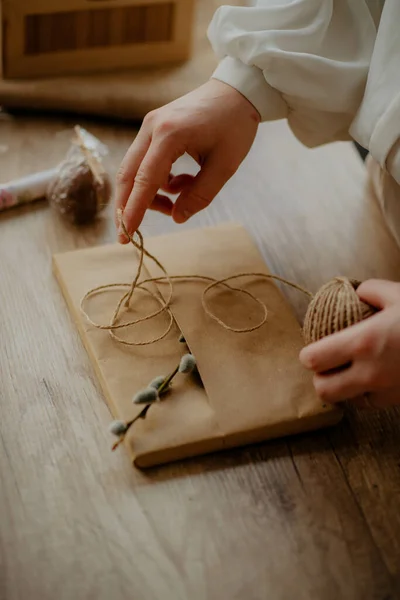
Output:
(313, 363), (372, 404)
(357, 279), (400, 309)
(149, 194), (174, 216)
(115, 128), (151, 228)
(299, 330), (353, 373)
(161, 174), (195, 194)
(172, 154), (235, 223)
(122, 139), (183, 238)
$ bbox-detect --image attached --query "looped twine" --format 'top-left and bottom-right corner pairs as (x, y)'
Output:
(80, 214), (312, 346)
(81, 220), (175, 346)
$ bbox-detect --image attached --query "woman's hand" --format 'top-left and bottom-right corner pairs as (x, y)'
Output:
(115, 79), (260, 242)
(299, 280), (400, 408)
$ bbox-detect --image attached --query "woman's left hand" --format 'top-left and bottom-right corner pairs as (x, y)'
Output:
(299, 279), (400, 408)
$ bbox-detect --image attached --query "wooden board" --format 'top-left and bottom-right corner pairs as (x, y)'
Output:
(1, 0), (194, 78)
(0, 0), (225, 120)
(1, 112), (400, 598)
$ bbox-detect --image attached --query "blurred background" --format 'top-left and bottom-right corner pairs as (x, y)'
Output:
(0, 0), (241, 122)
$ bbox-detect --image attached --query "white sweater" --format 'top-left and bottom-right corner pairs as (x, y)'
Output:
(208, 0), (400, 187)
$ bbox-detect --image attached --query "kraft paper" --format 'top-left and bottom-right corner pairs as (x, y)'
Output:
(53, 223), (342, 468)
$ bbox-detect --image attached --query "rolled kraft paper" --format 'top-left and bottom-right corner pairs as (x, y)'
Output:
(53, 223), (343, 469)
(0, 169), (58, 211)
(303, 277), (377, 344)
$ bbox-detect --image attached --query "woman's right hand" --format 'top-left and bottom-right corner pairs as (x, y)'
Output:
(115, 79), (260, 242)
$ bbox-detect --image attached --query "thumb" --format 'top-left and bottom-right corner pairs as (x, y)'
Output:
(172, 155), (235, 224)
(357, 279), (400, 309)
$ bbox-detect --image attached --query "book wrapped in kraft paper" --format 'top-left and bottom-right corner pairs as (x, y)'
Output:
(53, 223), (342, 468)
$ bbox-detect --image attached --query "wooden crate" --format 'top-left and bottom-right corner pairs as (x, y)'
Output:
(0, 0), (195, 79)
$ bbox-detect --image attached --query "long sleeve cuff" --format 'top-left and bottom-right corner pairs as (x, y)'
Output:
(211, 57), (288, 123)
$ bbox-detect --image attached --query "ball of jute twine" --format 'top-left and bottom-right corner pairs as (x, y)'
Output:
(302, 277), (377, 345)
(302, 277), (377, 410)
(81, 216), (377, 347)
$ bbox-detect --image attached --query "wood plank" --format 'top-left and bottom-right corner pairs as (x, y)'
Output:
(109, 6), (126, 47)
(122, 5), (146, 45)
(3, 5), (28, 76)
(87, 8), (110, 48)
(144, 3), (174, 43)
(0, 113), (399, 599)
(75, 8), (91, 50)
(3, 0), (175, 15)
(329, 406), (400, 588)
(5, 41), (191, 78)
(52, 12), (78, 53)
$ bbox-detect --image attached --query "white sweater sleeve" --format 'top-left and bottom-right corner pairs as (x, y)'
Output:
(207, 0), (377, 147)
(350, 0), (400, 185)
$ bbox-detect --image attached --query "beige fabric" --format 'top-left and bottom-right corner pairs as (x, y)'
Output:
(367, 155), (400, 249)
(53, 223), (341, 468)
(0, 1), (246, 120)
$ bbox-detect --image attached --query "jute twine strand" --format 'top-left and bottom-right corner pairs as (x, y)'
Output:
(80, 215), (313, 346)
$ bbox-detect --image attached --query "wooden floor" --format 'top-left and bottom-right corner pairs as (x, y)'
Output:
(1, 110), (400, 600)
